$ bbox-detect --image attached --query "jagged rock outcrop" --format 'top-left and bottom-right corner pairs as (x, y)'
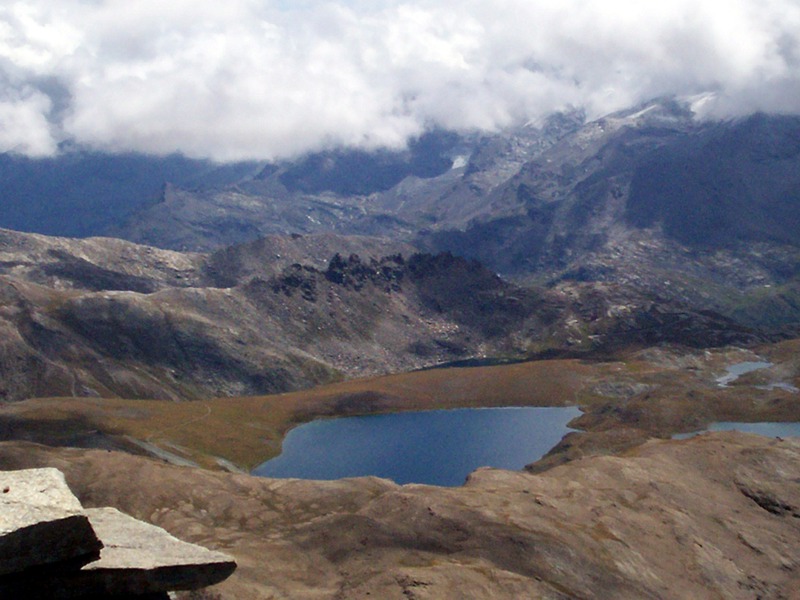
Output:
(0, 468), (235, 599)
(0, 227), (768, 404)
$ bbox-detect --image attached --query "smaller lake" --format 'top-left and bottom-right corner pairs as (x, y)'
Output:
(252, 406), (581, 487)
(716, 361), (772, 386)
(675, 422), (800, 440)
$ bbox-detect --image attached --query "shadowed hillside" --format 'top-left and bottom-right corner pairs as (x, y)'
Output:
(0, 228), (762, 402)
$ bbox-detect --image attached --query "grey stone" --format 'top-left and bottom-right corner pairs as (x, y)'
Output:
(83, 507), (236, 588)
(0, 468), (102, 577)
(2, 507), (236, 598)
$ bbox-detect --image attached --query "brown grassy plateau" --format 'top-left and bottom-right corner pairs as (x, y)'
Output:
(2, 342), (799, 473)
(0, 358), (596, 470)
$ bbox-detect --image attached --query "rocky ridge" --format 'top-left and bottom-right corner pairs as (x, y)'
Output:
(4, 101), (800, 337)
(0, 228), (763, 402)
(106, 113), (585, 251)
(422, 104), (800, 330)
(0, 433), (797, 599)
(86, 100), (800, 333)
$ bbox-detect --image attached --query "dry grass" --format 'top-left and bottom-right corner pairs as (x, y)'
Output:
(0, 359), (602, 470)
(3, 346), (799, 472)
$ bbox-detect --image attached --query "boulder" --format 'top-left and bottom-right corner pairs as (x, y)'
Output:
(82, 507), (237, 595)
(2, 507), (236, 598)
(0, 468), (102, 577)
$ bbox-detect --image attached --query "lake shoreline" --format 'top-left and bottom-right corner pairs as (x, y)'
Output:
(1, 344), (798, 473)
(253, 406), (583, 486)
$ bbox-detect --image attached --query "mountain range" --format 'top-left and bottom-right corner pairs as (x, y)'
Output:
(1, 98), (800, 599)
(0, 99), (798, 403)
(0, 226), (761, 403)
(4, 99), (800, 335)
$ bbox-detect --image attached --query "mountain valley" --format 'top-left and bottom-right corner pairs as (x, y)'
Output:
(1, 98), (800, 599)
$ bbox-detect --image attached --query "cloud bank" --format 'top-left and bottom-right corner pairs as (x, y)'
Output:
(1, 0), (800, 161)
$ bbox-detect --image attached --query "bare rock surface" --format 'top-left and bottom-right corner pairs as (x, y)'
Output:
(0, 433), (797, 599)
(0, 227), (208, 292)
(0, 226), (762, 403)
(0, 468), (101, 576)
(203, 232), (417, 287)
(0, 469), (236, 599)
(84, 507), (236, 580)
(3, 507), (237, 599)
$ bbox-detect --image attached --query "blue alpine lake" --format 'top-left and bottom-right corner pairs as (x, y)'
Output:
(252, 406), (582, 487)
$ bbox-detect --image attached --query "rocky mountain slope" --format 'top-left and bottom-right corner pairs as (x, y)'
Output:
(30, 99), (790, 333)
(0, 229), (421, 401)
(0, 228), (761, 403)
(105, 114), (582, 251)
(0, 432), (797, 599)
(0, 151), (259, 238)
(424, 104), (800, 330)
(4, 98), (800, 332)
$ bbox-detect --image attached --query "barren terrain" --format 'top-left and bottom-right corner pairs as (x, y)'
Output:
(0, 431), (797, 599)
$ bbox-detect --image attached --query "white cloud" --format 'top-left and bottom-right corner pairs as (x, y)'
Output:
(1, 0), (800, 160)
(0, 88), (56, 156)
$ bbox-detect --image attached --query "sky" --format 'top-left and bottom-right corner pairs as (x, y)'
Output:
(1, 0), (799, 161)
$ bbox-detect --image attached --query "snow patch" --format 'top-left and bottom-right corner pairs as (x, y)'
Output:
(451, 155), (469, 169)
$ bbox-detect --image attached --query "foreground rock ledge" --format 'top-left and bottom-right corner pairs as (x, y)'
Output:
(0, 468), (102, 577)
(0, 469), (236, 599)
(3, 507), (237, 599)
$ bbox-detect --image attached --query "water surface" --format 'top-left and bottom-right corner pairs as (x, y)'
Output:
(705, 422), (800, 437)
(253, 406), (581, 486)
(675, 421), (800, 439)
(716, 361), (772, 386)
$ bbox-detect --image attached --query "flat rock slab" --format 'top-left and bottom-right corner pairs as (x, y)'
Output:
(0, 468), (102, 577)
(2, 507), (236, 598)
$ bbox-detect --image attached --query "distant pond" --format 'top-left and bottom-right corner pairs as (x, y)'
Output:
(676, 422), (800, 440)
(252, 406), (581, 487)
(716, 361), (772, 386)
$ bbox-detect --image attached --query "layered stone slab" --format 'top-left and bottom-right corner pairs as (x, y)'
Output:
(83, 508), (237, 595)
(0, 468), (102, 577)
(2, 507), (236, 598)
